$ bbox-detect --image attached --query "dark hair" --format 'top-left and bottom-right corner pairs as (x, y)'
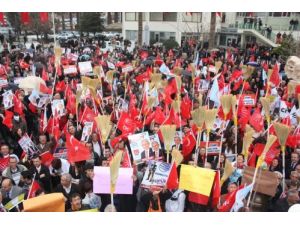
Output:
(82, 181), (93, 193)
(84, 163), (94, 171)
(21, 170), (33, 180)
(70, 193), (81, 200)
(51, 158), (62, 170)
(32, 154), (41, 160)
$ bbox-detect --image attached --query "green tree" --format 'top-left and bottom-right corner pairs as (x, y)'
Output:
(163, 39), (179, 50)
(272, 34), (298, 62)
(79, 13), (104, 36)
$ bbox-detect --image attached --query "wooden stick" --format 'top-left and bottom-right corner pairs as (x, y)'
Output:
(110, 193), (114, 211)
(204, 130), (210, 166)
(246, 166), (259, 207)
(282, 145), (286, 192)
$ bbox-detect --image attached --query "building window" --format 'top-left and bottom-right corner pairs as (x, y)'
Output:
(125, 30), (138, 41)
(150, 13), (163, 21)
(150, 12), (177, 22)
(236, 12), (247, 17)
(125, 13), (145, 21)
(182, 13), (202, 22)
(269, 12), (292, 17)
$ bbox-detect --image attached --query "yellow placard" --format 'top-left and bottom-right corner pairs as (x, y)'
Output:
(23, 193), (65, 212)
(179, 164), (215, 196)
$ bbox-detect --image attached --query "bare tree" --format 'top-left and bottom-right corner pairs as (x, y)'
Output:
(61, 13), (66, 30)
(69, 13), (73, 31)
(209, 12), (216, 49)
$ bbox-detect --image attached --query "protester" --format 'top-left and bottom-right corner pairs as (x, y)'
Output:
(1, 25), (300, 213)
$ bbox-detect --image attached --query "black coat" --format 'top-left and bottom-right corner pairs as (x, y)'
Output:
(55, 183), (80, 210)
(30, 164), (52, 193)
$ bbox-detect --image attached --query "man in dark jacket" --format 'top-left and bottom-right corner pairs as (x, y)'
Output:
(30, 154), (52, 193)
(272, 189), (300, 212)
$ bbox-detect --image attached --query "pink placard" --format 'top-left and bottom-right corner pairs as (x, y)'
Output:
(93, 167), (133, 195)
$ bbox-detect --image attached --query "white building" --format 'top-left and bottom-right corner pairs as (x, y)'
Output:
(122, 12), (213, 45)
(122, 12), (300, 48)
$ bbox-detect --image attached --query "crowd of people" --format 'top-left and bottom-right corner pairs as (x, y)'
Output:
(0, 31), (300, 213)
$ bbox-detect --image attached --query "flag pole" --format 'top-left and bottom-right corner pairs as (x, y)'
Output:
(26, 173), (37, 200)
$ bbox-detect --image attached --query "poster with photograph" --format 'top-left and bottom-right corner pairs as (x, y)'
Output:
(18, 134), (40, 159)
(53, 147), (68, 160)
(171, 131), (183, 149)
(29, 90), (41, 107)
(128, 132), (152, 163)
(63, 65), (78, 75)
(149, 134), (163, 160)
(200, 141), (221, 155)
(2, 90), (14, 109)
(78, 61), (93, 75)
(37, 95), (50, 108)
(81, 122), (93, 142)
(141, 160), (172, 188)
(51, 99), (65, 117)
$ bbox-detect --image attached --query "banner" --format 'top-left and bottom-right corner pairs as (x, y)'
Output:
(0, 78), (8, 88)
(107, 61), (115, 70)
(79, 61), (93, 75)
(63, 65), (78, 75)
(242, 166), (278, 196)
(93, 166), (133, 194)
(198, 79), (210, 92)
(238, 94), (256, 106)
(141, 160), (172, 188)
(51, 99), (65, 117)
(2, 90), (14, 109)
(200, 141), (221, 155)
(81, 122), (93, 142)
(13, 77), (24, 85)
(18, 134), (40, 159)
(122, 65), (134, 73)
(179, 164), (216, 196)
(53, 147), (68, 160)
(23, 193), (65, 212)
(128, 132), (151, 163)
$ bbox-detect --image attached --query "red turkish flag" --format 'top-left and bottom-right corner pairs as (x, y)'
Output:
(55, 80), (66, 92)
(20, 12), (30, 25)
(218, 185), (244, 212)
(2, 110), (14, 129)
(40, 151), (54, 167)
(0, 157), (9, 172)
(13, 95), (24, 116)
(79, 106), (97, 124)
(229, 70), (243, 83)
(166, 162), (179, 190)
(39, 12), (49, 23)
(269, 63), (280, 87)
(66, 93), (76, 115)
(182, 131), (196, 160)
(39, 83), (52, 95)
(211, 171), (221, 208)
(253, 143), (265, 156)
(66, 133), (91, 163)
(41, 67), (49, 82)
(180, 95), (192, 120)
(27, 181), (41, 199)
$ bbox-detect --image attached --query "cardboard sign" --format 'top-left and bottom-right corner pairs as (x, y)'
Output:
(141, 160), (172, 188)
(200, 141), (221, 155)
(128, 132), (151, 163)
(241, 166), (278, 197)
(63, 65), (77, 75)
(53, 147), (68, 160)
(0, 78), (8, 88)
(122, 65), (134, 73)
(179, 164), (215, 196)
(93, 166), (133, 194)
(2, 90), (14, 109)
(18, 134), (40, 159)
(28, 90), (41, 107)
(78, 61), (93, 75)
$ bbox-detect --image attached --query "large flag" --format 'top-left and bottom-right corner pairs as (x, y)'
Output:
(27, 181), (41, 199)
(0, 12), (4, 24)
(66, 133), (91, 163)
(79, 106), (97, 124)
(117, 112), (136, 135)
(2, 110), (14, 129)
(249, 109), (264, 132)
(231, 183), (254, 212)
(208, 78), (220, 106)
(166, 162), (179, 190)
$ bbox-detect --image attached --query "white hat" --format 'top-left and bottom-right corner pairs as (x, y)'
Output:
(288, 204), (300, 212)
